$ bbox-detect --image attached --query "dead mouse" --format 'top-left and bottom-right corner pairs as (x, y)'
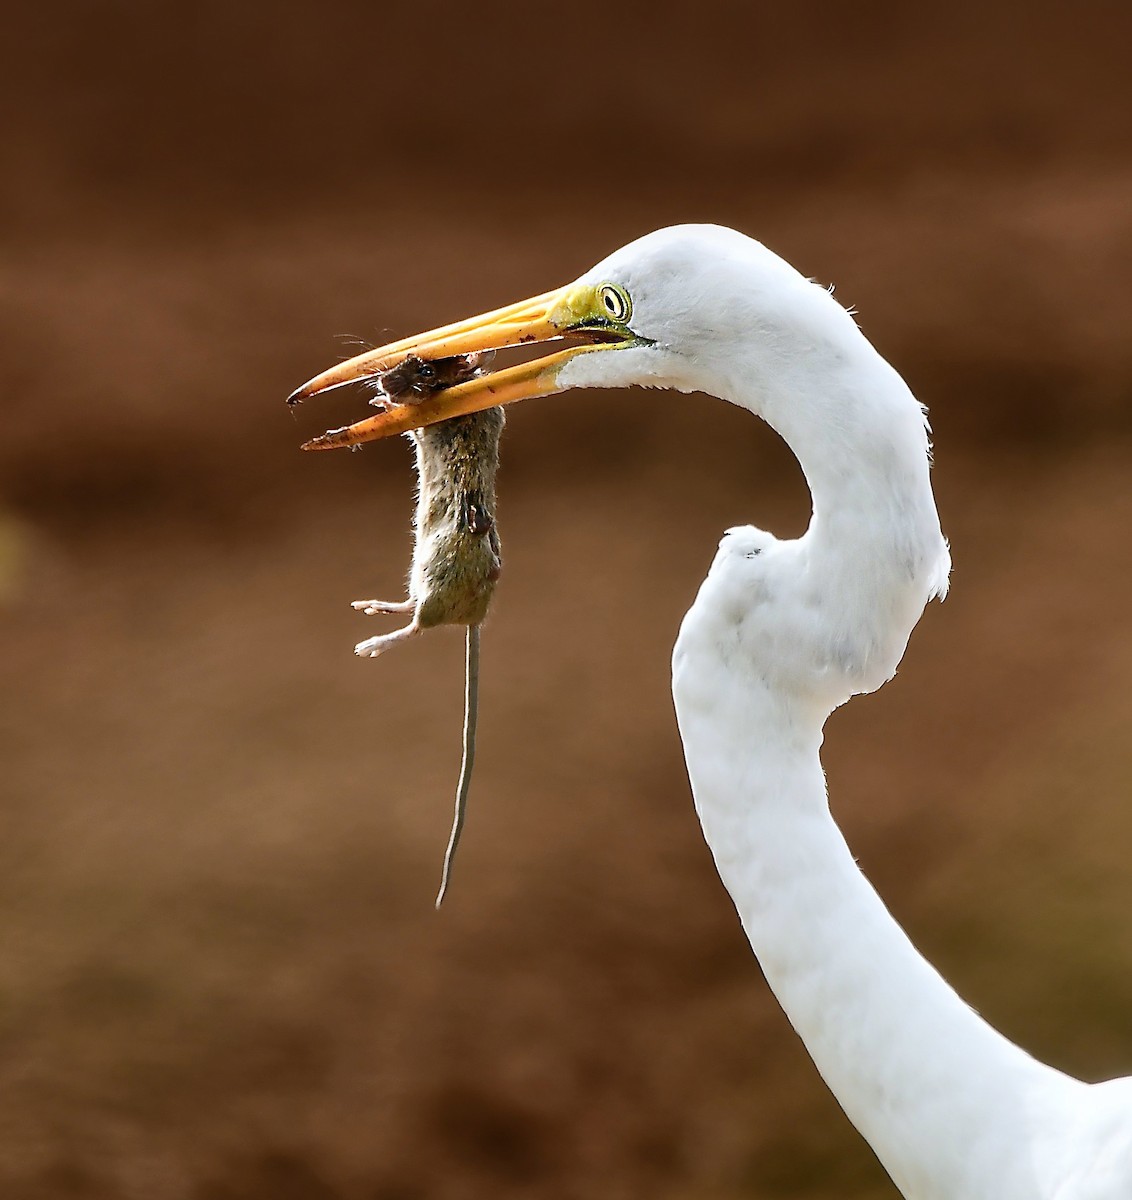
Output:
(352, 351), (503, 906)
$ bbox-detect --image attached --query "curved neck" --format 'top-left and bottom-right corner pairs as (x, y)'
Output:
(672, 334), (1082, 1198)
(692, 325), (954, 704)
(673, 675), (1081, 1197)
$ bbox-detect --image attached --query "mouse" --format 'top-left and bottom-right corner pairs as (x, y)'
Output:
(352, 351), (503, 906)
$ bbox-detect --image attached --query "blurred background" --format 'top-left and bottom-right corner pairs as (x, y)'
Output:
(3, 2), (1132, 1196)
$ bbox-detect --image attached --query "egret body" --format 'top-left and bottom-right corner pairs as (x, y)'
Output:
(290, 225), (1132, 1198)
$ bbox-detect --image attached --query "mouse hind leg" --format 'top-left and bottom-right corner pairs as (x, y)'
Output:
(351, 597), (416, 615)
(355, 616), (422, 658)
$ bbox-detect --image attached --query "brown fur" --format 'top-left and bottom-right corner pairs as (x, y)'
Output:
(374, 351), (491, 406)
(410, 407), (504, 628)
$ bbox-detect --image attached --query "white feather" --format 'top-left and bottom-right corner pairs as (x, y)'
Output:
(558, 225), (1130, 1199)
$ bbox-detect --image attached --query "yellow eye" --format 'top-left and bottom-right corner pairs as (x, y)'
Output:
(598, 283), (631, 323)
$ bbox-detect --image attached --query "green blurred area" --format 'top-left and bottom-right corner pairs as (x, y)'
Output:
(2, 3), (1131, 1197)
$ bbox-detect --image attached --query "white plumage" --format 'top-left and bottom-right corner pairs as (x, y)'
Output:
(577, 226), (1131, 1198)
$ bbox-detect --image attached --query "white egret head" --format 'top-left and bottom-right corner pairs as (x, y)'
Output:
(558, 225), (866, 408)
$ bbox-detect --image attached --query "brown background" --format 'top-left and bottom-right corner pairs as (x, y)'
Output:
(3, 2), (1132, 1197)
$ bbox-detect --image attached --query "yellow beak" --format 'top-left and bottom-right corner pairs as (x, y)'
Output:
(288, 284), (631, 450)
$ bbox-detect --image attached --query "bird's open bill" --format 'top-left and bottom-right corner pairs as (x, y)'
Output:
(287, 282), (640, 450)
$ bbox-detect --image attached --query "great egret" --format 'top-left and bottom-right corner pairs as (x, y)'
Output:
(289, 225), (1132, 1198)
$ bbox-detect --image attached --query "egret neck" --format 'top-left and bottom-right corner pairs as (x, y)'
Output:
(672, 339), (1084, 1199)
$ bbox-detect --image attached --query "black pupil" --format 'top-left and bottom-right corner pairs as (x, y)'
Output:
(418, 363), (434, 377)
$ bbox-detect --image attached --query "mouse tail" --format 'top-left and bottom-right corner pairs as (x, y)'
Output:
(435, 624), (479, 908)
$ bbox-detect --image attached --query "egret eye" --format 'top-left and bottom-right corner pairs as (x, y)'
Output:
(598, 283), (631, 323)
